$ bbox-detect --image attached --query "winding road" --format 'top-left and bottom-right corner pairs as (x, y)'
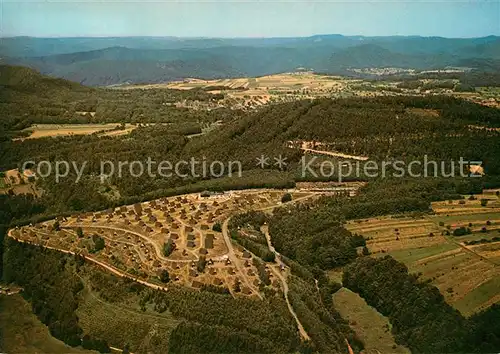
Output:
(222, 218), (263, 300)
(300, 146), (369, 161)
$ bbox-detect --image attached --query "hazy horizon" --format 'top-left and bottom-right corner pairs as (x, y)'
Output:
(3, 0), (499, 38)
(2, 33), (499, 40)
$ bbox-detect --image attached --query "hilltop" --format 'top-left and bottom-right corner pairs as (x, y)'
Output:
(0, 64), (89, 93)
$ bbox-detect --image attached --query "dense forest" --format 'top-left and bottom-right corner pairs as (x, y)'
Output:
(288, 275), (363, 353)
(0, 194), (46, 276)
(228, 211), (275, 262)
(265, 174), (492, 274)
(4, 88), (499, 218)
(2, 235), (374, 353)
(269, 205), (362, 270)
(2, 238), (110, 351)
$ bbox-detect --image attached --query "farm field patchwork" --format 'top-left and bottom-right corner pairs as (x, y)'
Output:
(138, 73), (347, 92)
(115, 72), (499, 111)
(347, 216), (446, 254)
(346, 191), (500, 316)
(431, 192), (500, 217)
(119, 73), (353, 109)
(452, 276), (500, 315)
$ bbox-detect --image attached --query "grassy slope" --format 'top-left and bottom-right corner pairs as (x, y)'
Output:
(0, 294), (94, 354)
(333, 288), (410, 354)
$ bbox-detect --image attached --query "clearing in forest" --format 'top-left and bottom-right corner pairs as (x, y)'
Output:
(18, 123), (136, 140)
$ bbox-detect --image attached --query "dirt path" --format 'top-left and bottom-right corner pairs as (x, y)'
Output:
(263, 220), (354, 349)
(221, 218), (263, 300)
(261, 225), (310, 341)
(301, 147), (369, 161)
(445, 234), (499, 266)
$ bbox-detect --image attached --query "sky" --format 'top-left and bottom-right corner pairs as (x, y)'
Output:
(2, 0), (499, 38)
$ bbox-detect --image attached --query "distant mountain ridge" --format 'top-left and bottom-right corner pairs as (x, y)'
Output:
(2, 35), (499, 86)
(3, 35), (498, 57)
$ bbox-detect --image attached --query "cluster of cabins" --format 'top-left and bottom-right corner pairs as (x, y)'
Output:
(12, 191), (288, 295)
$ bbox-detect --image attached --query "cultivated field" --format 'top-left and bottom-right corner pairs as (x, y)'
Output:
(120, 72), (352, 109)
(134, 72), (347, 93)
(346, 191), (500, 316)
(17, 123), (136, 140)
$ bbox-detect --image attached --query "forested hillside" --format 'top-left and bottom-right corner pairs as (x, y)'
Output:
(3, 238), (363, 353)
(3, 35), (499, 57)
(186, 96), (500, 173)
(2, 66), (500, 217)
(0, 65), (230, 135)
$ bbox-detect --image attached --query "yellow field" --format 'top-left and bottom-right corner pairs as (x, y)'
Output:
(18, 124), (136, 140)
(130, 73), (346, 92)
(346, 191), (500, 316)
